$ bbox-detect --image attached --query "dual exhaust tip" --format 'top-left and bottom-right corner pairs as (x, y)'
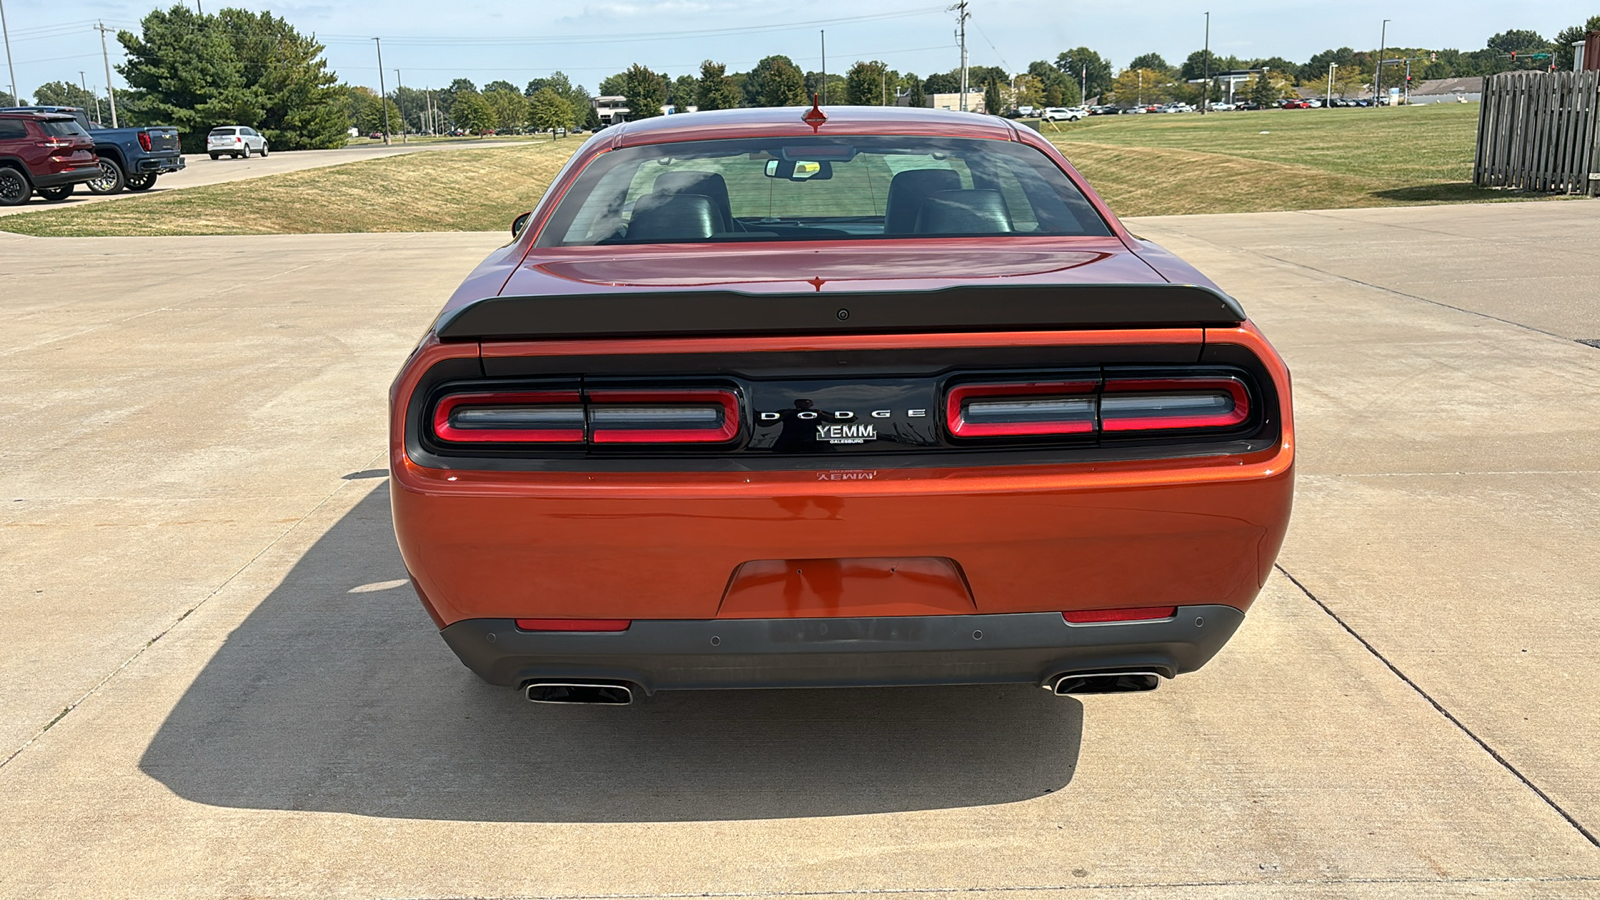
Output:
(1048, 671), (1161, 696)
(525, 681), (636, 705)
(524, 672), (1161, 704)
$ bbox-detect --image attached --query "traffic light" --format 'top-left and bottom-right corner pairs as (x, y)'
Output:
(1510, 51), (1517, 62)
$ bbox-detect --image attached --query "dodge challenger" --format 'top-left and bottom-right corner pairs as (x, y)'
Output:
(389, 103), (1294, 705)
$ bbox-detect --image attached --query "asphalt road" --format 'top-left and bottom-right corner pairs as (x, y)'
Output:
(0, 138), (525, 217)
(1, 201), (1598, 899)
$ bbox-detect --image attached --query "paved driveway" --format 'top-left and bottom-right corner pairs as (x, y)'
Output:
(0, 201), (1597, 899)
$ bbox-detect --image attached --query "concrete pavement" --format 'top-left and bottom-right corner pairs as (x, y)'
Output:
(0, 138), (526, 217)
(1, 201), (1598, 898)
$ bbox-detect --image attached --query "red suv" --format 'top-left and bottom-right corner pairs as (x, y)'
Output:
(0, 111), (100, 206)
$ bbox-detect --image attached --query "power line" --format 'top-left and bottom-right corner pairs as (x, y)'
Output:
(320, 6), (943, 47)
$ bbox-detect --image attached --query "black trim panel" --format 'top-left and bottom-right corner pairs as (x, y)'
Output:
(439, 606), (1246, 691)
(437, 283), (1247, 342)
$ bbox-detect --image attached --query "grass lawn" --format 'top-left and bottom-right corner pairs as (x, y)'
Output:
(0, 102), (1565, 236)
(1042, 102), (1521, 216)
(0, 139), (581, 237)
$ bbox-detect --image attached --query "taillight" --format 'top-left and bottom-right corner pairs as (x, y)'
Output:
(37, 138), (71, 149)
(946, 380), (1097, 437)
(1100, 377), (1249, 432)
(429, 387), (740, 446)
(137, 132), (152, 151)
(236, 136), (243, 143)
(587, 389), (739, 443)
(1063, 606), (1177, 623)
(432, 390), (584, 443)
(944, 374), (1250, 439)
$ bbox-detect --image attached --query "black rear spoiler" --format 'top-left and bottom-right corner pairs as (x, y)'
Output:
(434, 283), (1247, 342)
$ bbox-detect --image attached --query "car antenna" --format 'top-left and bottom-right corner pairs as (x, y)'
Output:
(803, 94), (827, 132)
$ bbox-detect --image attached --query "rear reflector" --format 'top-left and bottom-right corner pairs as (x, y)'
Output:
(586, 389), (739, 444)
(433, 390), (585, 443)
(946, 380), (1098, 437)
(1100, 377), (1249, 432)
(515, 618), (632, 632)
(1063, 606), (1178, 624)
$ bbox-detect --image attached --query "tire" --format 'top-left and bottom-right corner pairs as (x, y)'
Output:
(241, 144), (251, 159)
(36, 184), (73, 202)
(209, 153), (220, 160)
(124, 173), (157, 192)
(86, 157), (126, 195)
(0, 167), (29, 206)
(259, 143), (268, 157)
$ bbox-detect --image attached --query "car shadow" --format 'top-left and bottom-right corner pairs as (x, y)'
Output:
(140, 485), (1084, 822)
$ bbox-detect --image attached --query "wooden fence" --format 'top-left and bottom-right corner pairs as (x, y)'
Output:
(1473, 70), (1600, 195)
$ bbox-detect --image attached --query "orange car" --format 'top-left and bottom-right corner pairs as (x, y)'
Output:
(390, 104), (1293, 705)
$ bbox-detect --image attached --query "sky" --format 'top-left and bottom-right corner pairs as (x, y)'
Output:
(0, 0), (1591, 100)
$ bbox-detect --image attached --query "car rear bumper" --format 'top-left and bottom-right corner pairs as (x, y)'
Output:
(137, 154), (185, 173)
(32, 165), (102, 188)
(440, 606), (1245, 691)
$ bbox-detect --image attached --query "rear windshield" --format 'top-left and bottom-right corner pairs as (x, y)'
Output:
(40, 120), (88, 138)
(209, 128), (237, 135)
(536, 135), (1111, 246)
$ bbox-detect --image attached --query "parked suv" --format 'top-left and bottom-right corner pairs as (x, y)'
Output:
(0, 111), (100, 206)
(206, 126), (268, 159)
(2, 105), (183, 194)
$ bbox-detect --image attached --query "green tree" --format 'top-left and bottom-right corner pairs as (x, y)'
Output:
(529, 86), (574, 133)
(845, 60), (893, 105)
(669, 74), (698, 110)
(923, 71), (960, 93)
(1055, 48), (1113, 100)
(214, 8), (346, 150)
(597, 73), (627, 97)
(1249, 71), (1278, 107)
(1126, 53), (1171, 74)
(0, 89), (16, 106)
(1110, 68), (1172, 106)
(33, 81), (97, 109)
(748, 55), (806, 107)
(622, 63), (666, 118)
(115, 5), (260, 152)
(982, 75), (1003, 115)
(485, 88), (528, 131)
(451, 90), (496, 133)
(484, 80), (519, 95)
(116, 5), (343, 152)
(903, 72), (925, 108)
(696, 61), (740, 111)
(1026, 60), (1079, 106)
(1555, 17), (1600, 71)
(438, 78), (477, 117)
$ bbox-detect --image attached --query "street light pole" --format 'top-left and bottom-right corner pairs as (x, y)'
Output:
(1374, 18), (1389, 107)
(373, 38), (390, 144)
(395, 68), (407, 143)
(1327, 62), (1338, 107)
(1201, 11), (1210, 114)
(95, 22), (118, 127)
(819, 30), (826, 105)
(0, 0), (17, 106)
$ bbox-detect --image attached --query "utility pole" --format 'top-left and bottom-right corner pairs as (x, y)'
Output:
(1080, 64), (1086, 105)
(1201, 11), (1211, 114)
(1374, 18), (1389, 107)
(96, 22), (118, 127)
(1327, 62), (1338, 107)
(2, 0), (19, 106)
(81, 70), (103, 123)
(373, 38), (390, 144)
(395, 68), (407, 143)
(819, 30), (826, 104)
(950, 0), (969, 111)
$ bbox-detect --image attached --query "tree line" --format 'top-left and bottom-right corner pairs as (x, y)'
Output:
(24, 4), (1598, 151)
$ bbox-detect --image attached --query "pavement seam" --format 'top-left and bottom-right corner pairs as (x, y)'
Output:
(0, 451), (386, 773)
(1274, 563), (1600, 849)
(382, 873), (1600, 899)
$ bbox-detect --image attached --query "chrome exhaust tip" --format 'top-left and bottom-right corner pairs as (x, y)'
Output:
(1048, 671), (1161, 696)
(524, 681), (635, 705)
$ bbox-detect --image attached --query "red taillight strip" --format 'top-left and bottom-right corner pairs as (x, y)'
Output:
(586, 389), (740, 444)
(1063, 606), (1177, 624)
(515, 618), (632, 632)
(433, 390), (585, 443)
(1100, 377), (1249, 432)
(946, 380), (1099, 437)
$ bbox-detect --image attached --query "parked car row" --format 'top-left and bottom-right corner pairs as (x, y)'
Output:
(1, 104), (184, 199)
